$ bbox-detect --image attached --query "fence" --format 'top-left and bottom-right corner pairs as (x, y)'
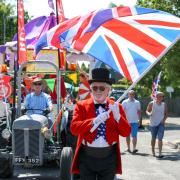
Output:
(140, 97), (180, 117)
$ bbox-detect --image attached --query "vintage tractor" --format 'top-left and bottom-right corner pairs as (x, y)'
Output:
(0, 61), (74, 180)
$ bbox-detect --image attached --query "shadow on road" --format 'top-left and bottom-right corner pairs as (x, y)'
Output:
(156, 151), (180, 161)
(123, 151), (150, 157)
(9, 178), (60, 180)
(165, 123), (180, 131)
(132, 152), (150, 157)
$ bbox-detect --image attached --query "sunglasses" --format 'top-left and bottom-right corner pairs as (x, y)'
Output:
(157, 95), (164, 98)
(91, 86), (106, 92)
(34, 83), (42, 86)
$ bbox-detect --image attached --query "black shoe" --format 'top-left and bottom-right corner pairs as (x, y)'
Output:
(157, 155), (164, 158)
(132, 149), (138, 154)
(126, 149), (131, 153)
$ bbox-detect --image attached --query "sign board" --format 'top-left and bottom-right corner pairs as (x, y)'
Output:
(0, 78), (12, 99)
(26, 49), (59, 73)
(166, 86), (174, 93)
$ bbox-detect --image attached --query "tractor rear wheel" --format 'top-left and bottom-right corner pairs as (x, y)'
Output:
(59, 147), (73, 180)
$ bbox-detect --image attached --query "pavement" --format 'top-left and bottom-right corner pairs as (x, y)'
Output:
(141, 117), (180, 150)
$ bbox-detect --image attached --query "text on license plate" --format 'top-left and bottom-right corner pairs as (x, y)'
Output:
(15, 157), (40, 164)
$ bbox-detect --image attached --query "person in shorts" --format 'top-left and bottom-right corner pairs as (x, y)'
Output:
(146, 91), (168, 158)
(122, 90), (141, 154)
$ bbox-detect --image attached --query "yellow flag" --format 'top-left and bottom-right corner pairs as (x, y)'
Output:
(68, 73), (77, 84)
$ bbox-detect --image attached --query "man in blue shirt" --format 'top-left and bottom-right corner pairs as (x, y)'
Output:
(24, 77), (53, 127)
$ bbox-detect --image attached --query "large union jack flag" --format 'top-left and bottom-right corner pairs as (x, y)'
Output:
(35, 6), (180, 82)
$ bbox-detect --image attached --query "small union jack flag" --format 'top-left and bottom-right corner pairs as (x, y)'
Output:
(152, 71), (162, 99)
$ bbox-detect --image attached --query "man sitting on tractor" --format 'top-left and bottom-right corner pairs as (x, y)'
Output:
(23, 77), (53, 128)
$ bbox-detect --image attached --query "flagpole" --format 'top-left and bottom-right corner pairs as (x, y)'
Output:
(90, 35), (180, 133)
(55, 0), (61, 70)
(11, 1), (19, 122)
(11, 54), (18, 122)
(55, 0), (64, 143)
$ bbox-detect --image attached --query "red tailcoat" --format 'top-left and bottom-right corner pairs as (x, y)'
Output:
(70, 97), (131, 174)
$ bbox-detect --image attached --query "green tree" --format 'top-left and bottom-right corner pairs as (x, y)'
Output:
(136, 0), (180, 97)
(137, 0), (179, 16)
(0, 0), (15, 43)
(0, 0), (31, 44)
(80, 62), (89, 73)
(108, 1), (180, 97)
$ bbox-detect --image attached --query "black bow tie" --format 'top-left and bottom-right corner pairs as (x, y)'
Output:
(95, 103), (106, 109)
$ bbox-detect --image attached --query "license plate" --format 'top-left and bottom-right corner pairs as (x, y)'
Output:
(14, 157), (40, 164)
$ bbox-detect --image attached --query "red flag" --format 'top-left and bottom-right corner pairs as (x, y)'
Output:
(0, 75), (12, 99)
(50, 76), (67, 103)
(56, 0), (65, 23)
(18, 0), (27, 65)
(78, 81), (91, 100)
(56, 0), (66, 69)
(24, 78), (33, 90)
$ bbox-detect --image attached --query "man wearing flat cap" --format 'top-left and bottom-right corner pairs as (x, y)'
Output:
(24, 77), (53, 127)
(70, 68), (131, 180)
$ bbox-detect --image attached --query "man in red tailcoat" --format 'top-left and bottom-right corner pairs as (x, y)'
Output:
(70, 68), (131, 180)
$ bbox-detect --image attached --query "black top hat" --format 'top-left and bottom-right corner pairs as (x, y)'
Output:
(88, 68), (112, 85)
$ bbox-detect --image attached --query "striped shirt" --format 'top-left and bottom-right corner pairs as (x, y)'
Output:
(25, 92), (52, 115)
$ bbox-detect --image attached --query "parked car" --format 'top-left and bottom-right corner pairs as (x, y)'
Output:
(110, 89), (128, 102)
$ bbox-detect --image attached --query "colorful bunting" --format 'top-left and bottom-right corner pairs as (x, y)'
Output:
(68, 73), (77, 84)
(44, 78), (55, 91)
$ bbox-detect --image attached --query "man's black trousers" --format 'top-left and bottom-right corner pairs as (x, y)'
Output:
(78, 146), (117, 180)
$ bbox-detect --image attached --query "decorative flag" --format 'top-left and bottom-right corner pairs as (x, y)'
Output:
(68, 73), (77, 84)
(0, 74), (12, 99)
(50, 77), (67, 103)
(17, 0), (27, 65)
(23, 76), (38, 90)
(13, 15), (56, 48)
(59, 49), (66, 69)
(56, 0), (65, 23)
(56, 0), (66, 69)
(152, 71), (162, 99)
(53, 109), (62, 135)
(35, 6), (180, 83)
(78, 81), (91, 100)
(45, 78), (56, 91)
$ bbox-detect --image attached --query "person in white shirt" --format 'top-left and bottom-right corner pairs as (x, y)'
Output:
(70, 68), (131, 180)
(122, 90), (141, 154)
